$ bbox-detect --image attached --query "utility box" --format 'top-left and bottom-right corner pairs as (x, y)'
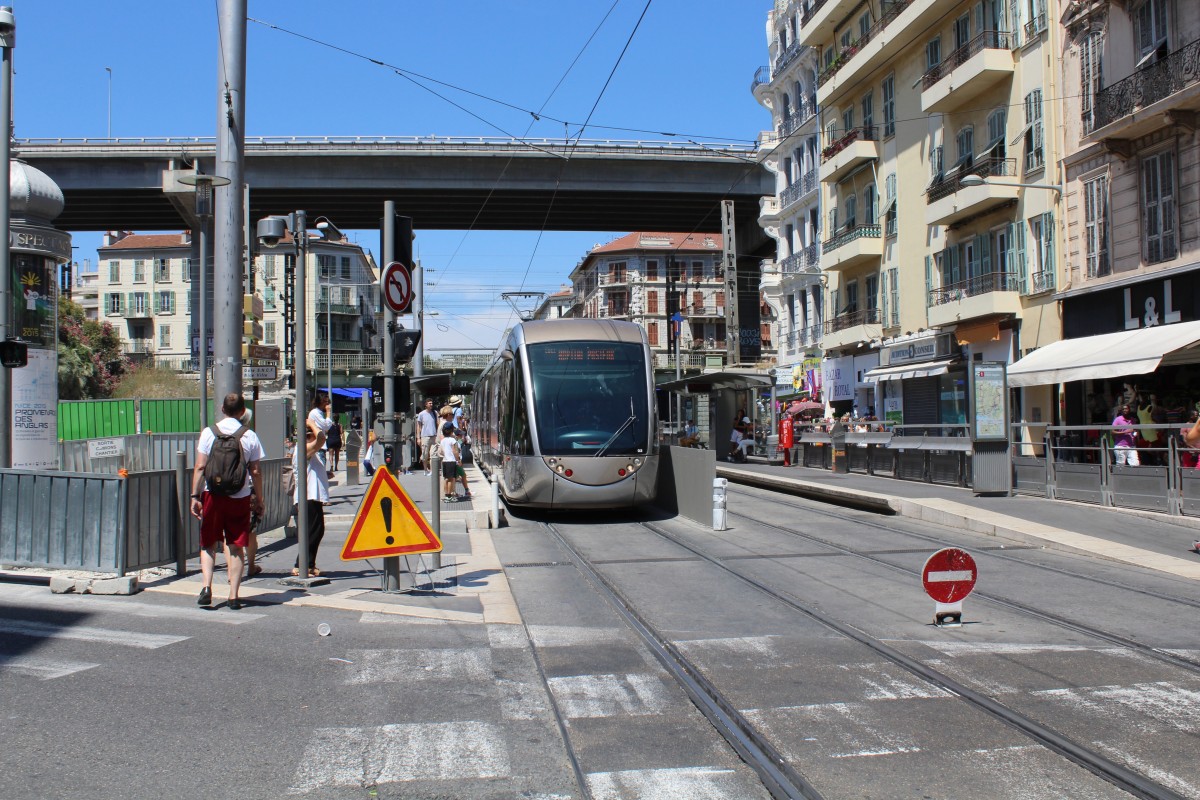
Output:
(830, 421), (849, 473)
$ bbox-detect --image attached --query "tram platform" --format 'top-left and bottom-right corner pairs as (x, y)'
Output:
(718, 461), (1200, 582)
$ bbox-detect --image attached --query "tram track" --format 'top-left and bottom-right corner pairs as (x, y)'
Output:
(728, 482), (1200, 613)
(538, 516), (1190, 800)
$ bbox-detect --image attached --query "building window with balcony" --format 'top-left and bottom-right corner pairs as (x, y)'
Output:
(844, 195), (858, 230)
(1025, 0), (1047, 37)
(884, 174), (898, 238)
(1028, 212), (1055, 292)
(609, 261), (626, 283)
(865, 274), (879, 313)
(1022, 90), (1044, 172)
(1083, 175), (1110, 278)
(265, 321), (276, 345)
(1136, 0), (1168, 64)
(131, 292), (149, 316)
(882, 74), (896, 137)
(1142, 150), (1177, 264)
(844, 281), (859, 313)
(842, 107), (855, 135)
(317, 254), (335, 278)
(108, 260), (120, 283)
(986, 109), (1006, 160)
(864, 184), (878, 225)
(954, 125), (975, 176)
(926, 36), (942, 70)
(861, 91), (874, 133)
(1080, 31), (1103, 135)
(858, 11), (871, 40)
(954, 13), (970, 50)
(133, 259), (146, 283)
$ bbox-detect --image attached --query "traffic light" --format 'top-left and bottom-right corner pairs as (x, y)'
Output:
(0, 340), (27, 368)
(393, 328), (422, 365)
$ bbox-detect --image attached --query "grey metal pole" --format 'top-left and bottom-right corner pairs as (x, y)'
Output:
(293, 212), (310, 581)
(0, 7), (12, 469)
(174, 450), (188, 577)
(380, 202), (400, 589)
(413, 261), (424, 377)
(198, 214), (209, 429)
(213, 0), (247, 401)
(326, 285), (332, 407)
(431, 451), (441, 572)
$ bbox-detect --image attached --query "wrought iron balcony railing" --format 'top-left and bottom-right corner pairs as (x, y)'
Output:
(821, 125), (878, 162)
(824, 307), (879, 334)
(781, 168), (820, 208)
(816, 0), (910, 88)
(800, 0), (829, 27)
(780, 243), (820, 274)
(928, 271), (1018, 306)
(1025, 269), (1055, 295)
(1023, 13), (1046, 41)
(921, 30), (1012, 90)
(752, 65), (771, 93)
(778, 103), (817, 138)
(1093, 39), (1200, 131)
(775, 39), (806, 73)
(926, 156), (1017, 203)
(822, 223), (881, 253)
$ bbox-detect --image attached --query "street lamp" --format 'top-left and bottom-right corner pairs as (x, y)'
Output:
(958, 174), (1063, 195)
(179, 168), (231, 429)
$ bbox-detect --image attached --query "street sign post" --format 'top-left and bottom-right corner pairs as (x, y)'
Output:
(381, 261), (412, 315)
(242, 365), (277, 381)
(922, 548), (977, 626)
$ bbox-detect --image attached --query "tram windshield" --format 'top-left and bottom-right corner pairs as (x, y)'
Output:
(526, 341), (651, 457)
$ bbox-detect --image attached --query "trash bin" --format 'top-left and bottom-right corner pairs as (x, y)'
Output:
(830, 421), (849, 474)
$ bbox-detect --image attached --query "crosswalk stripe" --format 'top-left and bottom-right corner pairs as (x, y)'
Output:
(586, 767), (748, 800)
(0, 619), (188, 649)
(0, 654), (100, 680)
(546, 673), (672, 719)
(0, 586), (264, 624)
(341, 648), (491, 684)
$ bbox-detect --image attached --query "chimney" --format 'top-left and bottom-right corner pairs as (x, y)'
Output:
(181, 230), (192, 245)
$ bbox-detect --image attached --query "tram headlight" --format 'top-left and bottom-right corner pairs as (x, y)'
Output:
(555, 464), (564, 474)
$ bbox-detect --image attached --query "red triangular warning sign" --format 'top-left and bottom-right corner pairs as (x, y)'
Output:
(340, 469), (442, 560)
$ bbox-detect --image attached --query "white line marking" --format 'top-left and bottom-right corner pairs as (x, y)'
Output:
(547, 673), (672, 718)
(675, 636), (780, 658)
(526, 625), (628, 648)
(0, 655), (100, 680)
(1038, 682), (1200, 734)
(830, 747), (922, 758)
(911, 641), (1103, 657)
(587, 767), (747, 800)
(288, 720), (509, 793)
(927, 570), (973, 582)
(1091, 740), (1200, 798)
(342, 648), (491, 684)
(0, 620), (188, 649)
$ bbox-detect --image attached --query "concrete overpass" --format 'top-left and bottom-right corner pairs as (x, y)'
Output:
(14, 136), (773, 238)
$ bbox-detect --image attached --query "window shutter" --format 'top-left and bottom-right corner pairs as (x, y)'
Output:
(1042, 212), (1055, 288)
(831, 288), (841, 316)
(924, 255), (933, 309)
(153, 292), (161, 313)
(170, 291), (177, 314)
(880, 271), (889, 324)
(1015, 219), (1028, 292)
(979, 233), (991, 276)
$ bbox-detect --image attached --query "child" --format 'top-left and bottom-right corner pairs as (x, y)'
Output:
(440, 422), (461, 502)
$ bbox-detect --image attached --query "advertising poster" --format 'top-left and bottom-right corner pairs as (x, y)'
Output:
(822, 356), (854, 402)
(972, 362), (1008, 440)
(11, 253), (56, 347)
(13, 348), (59, 469)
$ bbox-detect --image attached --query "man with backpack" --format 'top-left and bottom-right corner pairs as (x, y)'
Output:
(190, 393), (265, 611)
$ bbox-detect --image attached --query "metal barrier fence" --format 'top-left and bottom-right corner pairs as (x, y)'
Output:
(1009, 423), (1199, 517)
(787, 423), (973, 487)
(59, 433), (200, 473)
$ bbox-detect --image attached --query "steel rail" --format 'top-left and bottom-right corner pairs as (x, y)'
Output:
(638, 518), (1189, 800)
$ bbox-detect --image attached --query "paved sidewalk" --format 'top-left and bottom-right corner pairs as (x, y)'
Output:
(720, 461), (1200, 581)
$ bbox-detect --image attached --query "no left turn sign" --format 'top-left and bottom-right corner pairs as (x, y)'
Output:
(381, 261), (412, 314)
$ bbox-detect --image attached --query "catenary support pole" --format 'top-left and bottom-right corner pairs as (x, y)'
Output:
(0, 7), (14, 468)
(213, 0), (247, 401)
(293, 212), (310, 582)
(380, 202), (401, 591)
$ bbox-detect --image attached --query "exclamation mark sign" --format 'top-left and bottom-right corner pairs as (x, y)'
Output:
(380, 498), (394, 545)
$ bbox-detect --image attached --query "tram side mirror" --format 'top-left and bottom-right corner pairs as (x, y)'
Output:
(500, 348), (514, 362)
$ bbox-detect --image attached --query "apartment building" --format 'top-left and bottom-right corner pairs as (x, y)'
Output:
(96, 230), (381, 378)
(567, 233), (733, 370)
(792, 0), (1063, 424)
(755, 1), (826, 402)
(1041, 0), (1200, 423)
(532, 288), (573, 321)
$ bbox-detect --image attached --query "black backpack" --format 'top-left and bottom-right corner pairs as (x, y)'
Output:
(204, 424), (249, 496)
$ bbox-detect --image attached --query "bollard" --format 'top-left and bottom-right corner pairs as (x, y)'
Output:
(712, 477), (728, 531)
(174, 450), (188, 577)
(489, 476), (501, 528)
(344, 429), (361, 487)
(430, 453), (442, 571)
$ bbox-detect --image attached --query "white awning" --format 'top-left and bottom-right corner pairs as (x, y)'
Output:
(1007, 320), (1200, 387)
(863, 358), (957, 383)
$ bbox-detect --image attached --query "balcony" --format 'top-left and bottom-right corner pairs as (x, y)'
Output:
(821, 224), (883, 271)
(780, 168), (820, 210)
(598, 305), (629, 318)
(123, 302), (152, 319)
(316, 300), (360, 315)
(781, 243), (821, 276)
(123, 339), (153, 355)
(1089, 39), (1200, 143)
(821, 308), (880, 350)
(925, 157), (1019, 226)
(819, 126), (879, 183)
(309, 352), (383, 372)
(920, 31), (1015, 113)
(812, 0), (910, 83)
(315, 338), (364, 351)
(783, 324), (823, 354)
(926, 271), (1021, 328)
(751, 65), (770, 96)
(774, 39), (807, 74)
(598, 271), (630, 286)
(685, 304), (724, 318)
(1025, 269), (1055, 295)
(777, 103), (817, 139)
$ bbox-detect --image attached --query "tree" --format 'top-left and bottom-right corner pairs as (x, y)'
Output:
(112, 363), (197, 399)
(57, 296), (131, 399)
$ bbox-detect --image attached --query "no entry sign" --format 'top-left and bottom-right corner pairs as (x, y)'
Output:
(921, 548), (977, 604)
(381, 261), (412, 314)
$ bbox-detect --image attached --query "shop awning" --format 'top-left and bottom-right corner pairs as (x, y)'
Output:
(863, 358), (957, 383)
(658, 369), (773, 392)
(1007, 320), (1200, 387)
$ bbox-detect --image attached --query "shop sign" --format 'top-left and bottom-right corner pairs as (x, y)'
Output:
(884, 333), (955, 366)
(823, 356), (854, 402)
(9, 225), (72, 261)
(1064, 272), (1198, 338)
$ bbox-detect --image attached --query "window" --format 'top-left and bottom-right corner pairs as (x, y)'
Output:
(154, 258), (170, 282)
(865, 274), (879, 312)
(262, 254), (276, 279)
(859, 12), (871, 40)
(1025, 0), (1046, 36)
(844, 281), (859, 313)
(130, 292), (149, 315)
(265, 321), (276, 345)
(1136, 0), (1168, 63)
(158, 325), (171, 348)
(861, 91), (874, 133)
(955, 126), (975, 169)
(264, 284), (276, 310)
(340, 257), (351, 279)
(930, 145), (945, 184)
(887, 267), (899, 327)
(828, 206), (839, 234)
(646, 260), (658, 280)
(884, 173), (898, 237)
(882, 74), (896, 137)
(317, 254), (335, 278)
(1083, 175), (1110, 277)
(955, 13), (970, 49)
(1028, 212), (1055, 291)
(1023, 90), (1044, 172)
(986, 109), (1006, 160)
(926, 36), (942, 70)
(824, 45), (835, 70)
(864, 184), (878, 225)
(106, 293), (123, 315)
(133, 259), (146, 283)
(181, 258), (191, 282)
(845, 194), (858, 229)
(648, 322), (659, 347)
(108, 260), (120, 283)
(155, 290), (175, 314)
(841, 30), (853, 50)
(1080, 31), (1103, 134)
(1009, 0), (1023, 46)
(842, 107), (855, 134)
(1142, 150), (1176, 264)
(648, 291), (659, 314)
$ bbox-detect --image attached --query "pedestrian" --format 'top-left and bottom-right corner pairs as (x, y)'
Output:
(1112, 403), (1140, 466)
(327, 415), (343, 472)
(1185, 408), (1200, 450)
(679, 419), (699, 448)
(415, 398), (438, 476)
(778, 410), (794, 466)
(449, 395), (465, 430)
(440, 422), (462, 502)
(293, 417), (329, 577)
(235, 406), (263, 577)
(308, 391), (332, 478)
(362, 427), (377, 477)
(190, 393), (265, 610)
(1180, 410), (1200, 469)
(453, 425), (472, 499)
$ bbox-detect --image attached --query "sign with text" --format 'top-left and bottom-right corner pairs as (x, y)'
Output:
(822, 356), (854, 402)
(243, 365), (277, 381)
(12, 348), (58, 470)
(87, 437), (126, 460)
(971, 362), (1007, 440)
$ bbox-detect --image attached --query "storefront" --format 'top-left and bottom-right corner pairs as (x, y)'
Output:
(1009, 269), (1200, 425)
(864, 333), (966, 427)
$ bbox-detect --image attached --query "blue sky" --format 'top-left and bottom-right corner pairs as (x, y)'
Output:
(14, 1), (769, 350)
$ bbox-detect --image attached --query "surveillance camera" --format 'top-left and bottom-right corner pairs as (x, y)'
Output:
(0, 9), (15, 36)
(256, 216), (287, 248)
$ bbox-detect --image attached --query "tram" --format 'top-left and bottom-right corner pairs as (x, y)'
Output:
(472, 319), (659, 509)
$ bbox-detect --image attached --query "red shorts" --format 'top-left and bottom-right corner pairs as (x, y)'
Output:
(199, 492), (252, 549)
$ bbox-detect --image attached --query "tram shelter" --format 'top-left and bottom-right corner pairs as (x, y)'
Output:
(659, 370), (774, 461)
